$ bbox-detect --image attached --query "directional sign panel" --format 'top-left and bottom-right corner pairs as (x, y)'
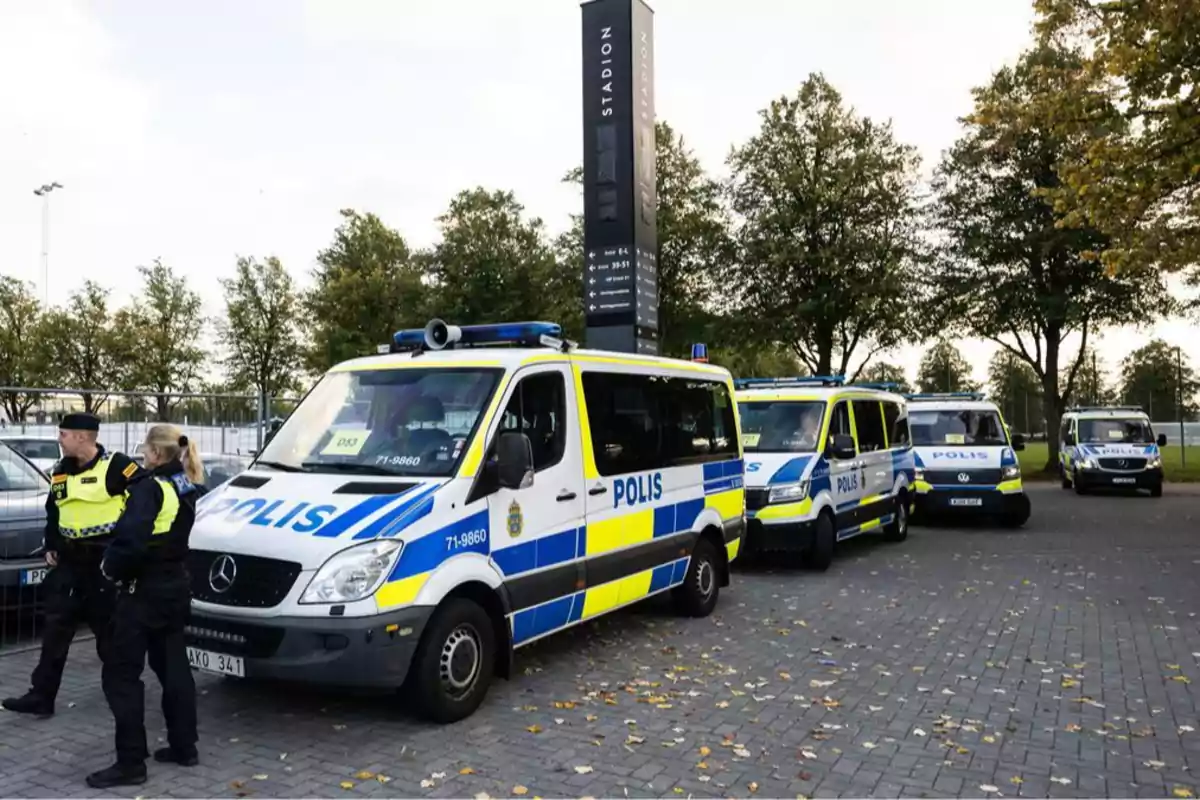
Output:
(582, 0), (657, 354)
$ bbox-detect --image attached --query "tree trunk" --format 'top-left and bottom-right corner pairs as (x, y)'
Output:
(1041, 340), (1061, 473)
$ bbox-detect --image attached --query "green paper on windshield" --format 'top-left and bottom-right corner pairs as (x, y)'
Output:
(944, 433), (966, 444)
(322, 429), (370, 456)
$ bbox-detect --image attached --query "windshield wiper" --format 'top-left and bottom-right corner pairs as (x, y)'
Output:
(301, 461), (400, 476)
(254, 460), (307, 473)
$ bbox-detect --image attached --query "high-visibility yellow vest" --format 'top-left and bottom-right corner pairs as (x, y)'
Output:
(151, 476), (182, 536)
(53, 455), (126, 540)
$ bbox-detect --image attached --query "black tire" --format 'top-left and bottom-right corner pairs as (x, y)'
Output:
(803, 511), (835, 571)
(1073, 472), (1088, 495)
(673, 537), (720, 618)
(406, 598), (495, 724)
(999, 499), (1031, 528)
(1060, 471), (1072, 490)
(883, 494), (909, 542)
(1151, 483), (1163, 498)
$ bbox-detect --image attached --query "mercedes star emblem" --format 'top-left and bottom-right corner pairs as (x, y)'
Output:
(957, 473), (970, 483)
(1116, 459), (1127, 468)
(209, 554), (237, 594)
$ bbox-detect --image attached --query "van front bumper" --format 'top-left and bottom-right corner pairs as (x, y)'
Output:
(745, 517), (816, 553)
(1074, 467), (1163, 491)
(185, 605), (433, 689)
(915, 488), (1029, 518)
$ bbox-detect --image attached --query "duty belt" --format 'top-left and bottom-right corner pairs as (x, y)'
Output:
(59, 522), (118, 539)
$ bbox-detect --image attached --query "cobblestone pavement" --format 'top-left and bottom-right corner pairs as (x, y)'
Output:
(1, 483), (1198, 799)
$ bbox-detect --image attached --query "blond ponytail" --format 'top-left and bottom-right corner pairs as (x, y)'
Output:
(145, 423), (206, 485)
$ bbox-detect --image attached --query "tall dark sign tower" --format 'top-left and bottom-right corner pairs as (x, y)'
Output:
(581, 0), (658, 355)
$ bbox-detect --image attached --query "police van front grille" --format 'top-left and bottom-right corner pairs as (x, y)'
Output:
(188, 549), (301, 609)
(1098, 458), (1146, 470)
(923, 469), (1003, 485)
(184, 618), (285, 658)
(745, 489), (770, 511)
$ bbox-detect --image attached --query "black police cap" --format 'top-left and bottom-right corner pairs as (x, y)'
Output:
(59, 412), (101, 432)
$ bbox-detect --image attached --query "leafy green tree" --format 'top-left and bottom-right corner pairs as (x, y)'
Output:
(925, 44), (1172, 471)
(37, 281), (132, 413)
(561, 121), (732, 354)
(856, 361), (913, 394)
(304, 210), (429, 374)
(422, 188), (577, 332)
(122, 259), (207, 421)
(988, 350), (1044, 435)
(1027, 0), (1200, 277)
(916, 339), (979, 394)
(1118, 339), (1198, 420)
(219, 256), (302, 401)
(0, 276), (50, 422)
(725, 74), (924, 377)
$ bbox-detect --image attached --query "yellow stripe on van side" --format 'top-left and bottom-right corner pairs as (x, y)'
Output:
(859, 517), (883, 533)
(581, 569), (654, 619)
(459, 373), (513, 478)
(586, 508), (654, 556)
(859, 493), (890, 507)
(726, 537), (741, 563)
(571, 364), (600, 480)
(754, 497), (813, 521)
(569, 353), (730, 377)
(375, 571), (430, 609)
(705, 488), (744, 521)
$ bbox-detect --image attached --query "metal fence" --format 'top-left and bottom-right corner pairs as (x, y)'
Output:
(0, 387), (298, 653)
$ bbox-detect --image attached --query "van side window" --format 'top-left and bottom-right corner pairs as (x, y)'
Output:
(852, 400), (887, 452)
(883, 402), (909, 447)
(827, 401), (853, 454)
(497, 371), (566, 472)
(581, 372), (738, 476)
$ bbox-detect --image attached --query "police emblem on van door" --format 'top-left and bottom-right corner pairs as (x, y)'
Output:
(507, 500), (523, 538)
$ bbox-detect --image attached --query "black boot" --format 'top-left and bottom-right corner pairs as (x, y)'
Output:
(154, 746), (199, 767)
(1, 692), (54, 717)
(86, 762), (147, 789)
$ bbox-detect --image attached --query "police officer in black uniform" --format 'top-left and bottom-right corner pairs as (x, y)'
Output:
(2, 413), (143, 717)
(86, 424), (206, 789)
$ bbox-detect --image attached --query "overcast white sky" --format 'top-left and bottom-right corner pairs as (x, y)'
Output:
(1, 0), (1195, 387)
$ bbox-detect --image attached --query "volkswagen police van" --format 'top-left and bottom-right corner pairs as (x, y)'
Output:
(183, 320), (745, 723)
(906, 392), (1030, 527)
(1059, 405), (1167, 497)
(735, 376), (914, 570)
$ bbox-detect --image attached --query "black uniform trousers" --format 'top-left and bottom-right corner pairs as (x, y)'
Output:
(30, 548), (115, 701)
(102, 563), (197, 766)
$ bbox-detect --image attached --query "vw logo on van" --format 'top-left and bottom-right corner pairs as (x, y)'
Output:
(209, 554), (238, 594)
(957, 473), (970, 483)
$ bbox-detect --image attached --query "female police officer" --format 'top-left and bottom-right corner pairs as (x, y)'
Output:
(86, 424), (206, 789)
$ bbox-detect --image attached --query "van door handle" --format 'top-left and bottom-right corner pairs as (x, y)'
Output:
(588, 485), (608, 496)
(556, 491), (577, 502)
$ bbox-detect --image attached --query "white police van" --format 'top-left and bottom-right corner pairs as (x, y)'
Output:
(736, 376), (914, 569)
(183, 321), (745, 722)
(906, 392), (1030, 527)
(1059, 405), (1167, 497)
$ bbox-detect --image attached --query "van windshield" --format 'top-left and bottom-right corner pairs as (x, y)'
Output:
(255, 367), (503, 477)
(910, 409), (1008, 446)
(1078, 417), (1154, 444)
(738, 401), (825, 453)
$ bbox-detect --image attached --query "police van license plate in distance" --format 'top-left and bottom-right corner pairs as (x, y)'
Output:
(186, 647), (244, 678)
(1112, 477), (1136, 484)
(950, 498), (983, 507)
(20, 568), (47, 586)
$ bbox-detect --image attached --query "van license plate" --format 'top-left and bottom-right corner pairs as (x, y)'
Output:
(20, 568), (47, 586)
(186, 647), (244, 678)
(1112, 477), (1136, 484)
(950, 498), (983, 507)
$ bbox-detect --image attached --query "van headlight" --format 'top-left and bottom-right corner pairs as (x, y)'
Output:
(1001, 465), (1021, 480)
(1146, 455), (1162, 469)
(1077, 457), (1097, 470)
(300, 540), (403, 605)
(768, 480), (809, 504)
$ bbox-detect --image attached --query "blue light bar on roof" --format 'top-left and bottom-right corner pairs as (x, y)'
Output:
(391, 321), (563, 351)
(904, 392), (986, 401)
(734, 375), (845, 389)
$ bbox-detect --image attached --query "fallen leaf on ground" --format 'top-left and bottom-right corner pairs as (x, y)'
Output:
(1172, 789), (1194, 799)
(862, 743), (877, 750)
(1065, 723), (1081, 732)
(354, 771), (375, 780)
(420, 779), (435, 789)
(980, 785), (1000, 794)
(699, 746), (711, 757)
(913, 728), (927, 737)
(749, 782), (759, 793)
(810, 680), (835, 688)
(868, 705), (883, 712)
(586, 714), (598, 722)
(339, 781), (353, 791)
(474, 794), (492, 800)
(1010, 777), (1024, 785)
(231, 781), (246, 790)
(574, 766), (594, 774)
(1171, 676), (1192, 684)
(1145, 761), (1166, 769)
(716, 701), (730, 709)
(526, 724), (543, 734)
(983, 736), (997, 744)
(459, 767), (475, 775)
(626, 735), (645, 745)
(1050, 777), (1072, 785)
(513, 786), (529, 796)
(697, 761), (709, 770)
(800, 749), (818, 760)
(376, 776), (391, 784)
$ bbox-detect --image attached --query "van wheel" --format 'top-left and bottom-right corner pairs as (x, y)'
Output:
(673, 537), (720, 618)
(883, 495), (908, 542)
(1073, 472), (1088, 495)
(406, 598), (495, 724)
(1060, 469), (1072, 490)
(1150, 483), (1163, 498)
(803, 512), (835, 571)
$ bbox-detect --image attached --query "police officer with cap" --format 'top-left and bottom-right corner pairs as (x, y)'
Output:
(86, 423), (206, 789)
(2, 412), (144, 716)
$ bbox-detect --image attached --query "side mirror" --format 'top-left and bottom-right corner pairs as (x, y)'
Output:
(829, 433), (857, 461)
(1157, 433), (1168, 447)
(1011, 433), (1026, 451)
(495, 431), (534, 490)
